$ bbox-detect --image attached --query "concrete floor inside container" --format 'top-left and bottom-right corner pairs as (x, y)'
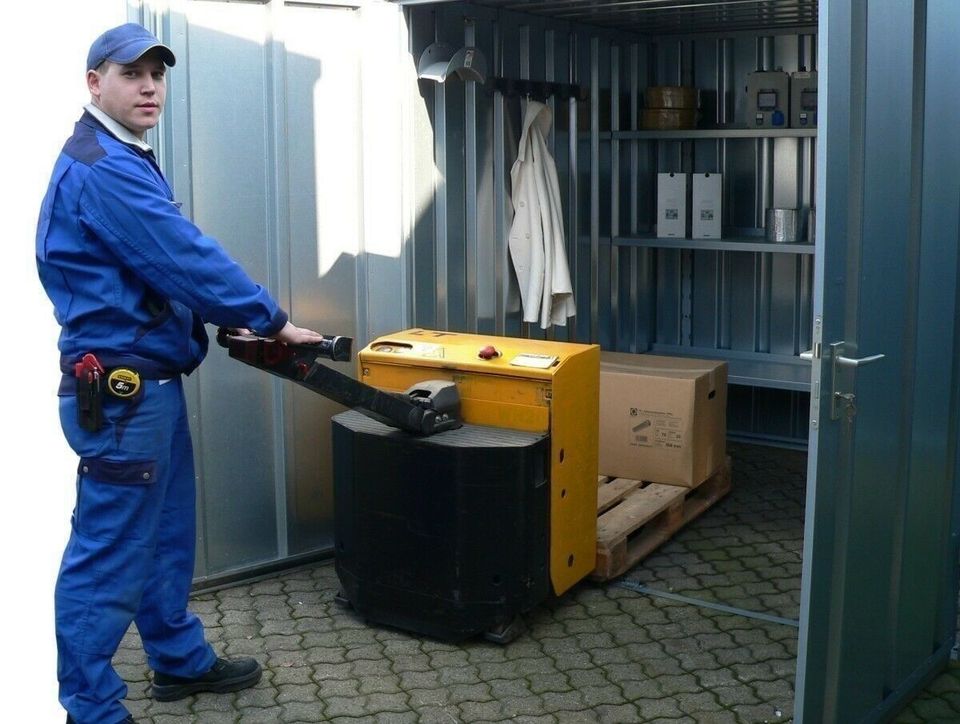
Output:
(113, 443), (959, 723)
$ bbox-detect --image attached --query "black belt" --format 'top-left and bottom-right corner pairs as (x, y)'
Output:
(60, 354), (163, 431)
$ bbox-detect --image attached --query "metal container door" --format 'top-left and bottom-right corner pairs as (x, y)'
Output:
(796, 1), (960, 721)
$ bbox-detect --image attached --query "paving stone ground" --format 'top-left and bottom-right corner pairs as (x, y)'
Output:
(107, 443), (952, 723)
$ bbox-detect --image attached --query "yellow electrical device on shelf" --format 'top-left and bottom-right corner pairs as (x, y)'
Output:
(357, 328), (600, 596)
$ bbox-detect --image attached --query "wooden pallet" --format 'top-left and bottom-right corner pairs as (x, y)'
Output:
(591, 458), (732, 581)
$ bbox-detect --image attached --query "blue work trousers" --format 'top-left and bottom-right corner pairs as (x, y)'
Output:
(56, 377), (215, 724)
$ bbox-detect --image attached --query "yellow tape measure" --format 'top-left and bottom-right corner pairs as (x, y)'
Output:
(106, 368), (141, 398)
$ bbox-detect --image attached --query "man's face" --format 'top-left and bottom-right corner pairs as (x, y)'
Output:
(87, 49), (167, 139)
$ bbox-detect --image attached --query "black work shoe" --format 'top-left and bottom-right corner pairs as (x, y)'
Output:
(151, 656), (262, 701)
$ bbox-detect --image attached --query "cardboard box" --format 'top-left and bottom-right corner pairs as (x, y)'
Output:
(599, 352), (727, 488)
(692, 173), (722, 238)
(657, 172), (687, 238)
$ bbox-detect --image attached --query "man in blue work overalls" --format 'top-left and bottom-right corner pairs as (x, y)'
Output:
(36, 23), (327, 724)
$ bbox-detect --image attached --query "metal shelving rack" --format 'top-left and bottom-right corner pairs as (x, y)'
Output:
(613, 127), (816, 140)
(601, 121), (818, 393)
(614, 235), (815, 254)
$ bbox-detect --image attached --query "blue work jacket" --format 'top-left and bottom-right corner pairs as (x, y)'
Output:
(37, 111), (288, 377)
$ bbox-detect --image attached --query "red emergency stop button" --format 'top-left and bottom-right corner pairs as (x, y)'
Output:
(478, 345), (500, 360)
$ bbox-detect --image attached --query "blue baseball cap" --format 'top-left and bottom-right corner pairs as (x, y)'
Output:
(87, 23), (176, 72)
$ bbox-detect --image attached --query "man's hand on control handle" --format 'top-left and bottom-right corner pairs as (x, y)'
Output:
(270, 321), (327, 345)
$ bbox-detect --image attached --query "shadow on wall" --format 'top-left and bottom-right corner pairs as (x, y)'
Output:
(161, 3), (409, 580)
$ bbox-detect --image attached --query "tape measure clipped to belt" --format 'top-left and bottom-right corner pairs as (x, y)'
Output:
(106, 368), (142, 399)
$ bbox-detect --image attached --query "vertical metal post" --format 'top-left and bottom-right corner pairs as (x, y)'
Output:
(493, 21), (507, 336)
(434, 82), (448, 331)
(568, 33), (580, 342)
(546, 29), (559, 341)
(610, 45), (620, 350)
(590, 37), (600, 343)
(629, 42), (639, 353)
(520, 24), (531, 338)
(464, 19), (478, 331)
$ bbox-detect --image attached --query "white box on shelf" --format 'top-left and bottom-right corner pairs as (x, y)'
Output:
(692, 173), (722, 238)
(657, 172), (687, 238)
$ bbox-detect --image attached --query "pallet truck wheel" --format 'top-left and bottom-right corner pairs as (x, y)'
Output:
(483, 616), (524, 645)
(333, 591), (352, 609)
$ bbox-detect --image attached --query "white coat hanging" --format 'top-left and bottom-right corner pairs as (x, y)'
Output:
(508, 100), (576, 329)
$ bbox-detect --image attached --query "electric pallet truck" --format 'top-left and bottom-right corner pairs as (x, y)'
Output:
(218, 327), (599, 642)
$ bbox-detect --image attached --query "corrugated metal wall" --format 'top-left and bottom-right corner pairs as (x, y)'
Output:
(149, 0), (410, 581)
(404, 1), (816, 443)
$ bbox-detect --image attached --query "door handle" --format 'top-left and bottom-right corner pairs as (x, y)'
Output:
(835, 353), (885, 368)
(829, 342), (885, 420)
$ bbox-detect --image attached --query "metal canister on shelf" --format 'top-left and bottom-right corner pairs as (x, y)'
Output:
(641, 108), (698, 130)
(765, 208), (800, 243)
(643, 85), (699, 129)
(645, 86), (699, 109)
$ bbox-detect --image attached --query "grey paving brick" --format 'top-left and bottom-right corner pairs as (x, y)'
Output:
(407, 687), (451, 708)
(731, 662), (777, 683)
(549, 651), (595, 672)
(271, 664), (315, 686)
(357, 673), (402, 695)
(554, 710), (599, 723)
(264, 634), (304, 652)
(594, 703), (642, 723)
(687, 711), (741, 724)
(712, 683), (762, 707)
(634, 696), (686, 719)
(276, 682), (319, 704)
(186, 712), (237, 724)
(566, 668), (611, 689)
(398, 668), (442, 689)
(351, 657), (394, 678)
(317, 677), (361, 698)
(446, 682), (494, 703)
(373, 711), (420, 724)
(511, 715), (560, 724)
(528, 672), (574, 694)
(438, 664), (482, 686)
(730, 702), (790, 723)
(390, 653), (433, 672)
(415, 705), (468, 723)
(311, 661), (353, 681)
(500, 694), (554, 717)
(345, 644), (386, 662)
(579, 684), (628, 707)
(280, 701), (326, 722)
(292, 616), (333, 634)
(322, 695), (370, 718)
(458, 699), (507, 720)
(488, 676), (533, 698)
(238, 706), (287, 723)
(190, 692), (239, 713)
(428, 648), (471, 669)
(146, 698), (195, 718)
(379, 637), (423, 656)
(305, 645), (347, 665)
(516, 656), (561, 676)
(364, 691), (410, 713)
(654, 673), (702, 696)
(234, 683), (280, 709)
(540, 690), (587, 712)
(152, 716), (200, 724)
